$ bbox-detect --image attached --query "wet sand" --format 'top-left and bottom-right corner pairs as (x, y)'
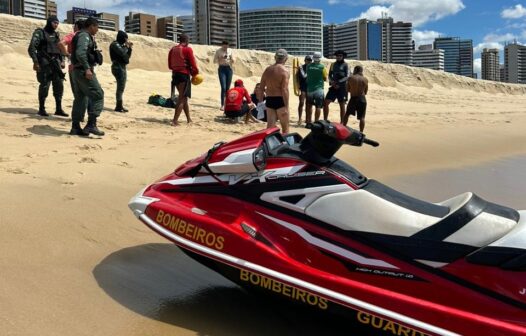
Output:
(383, 154), (526, 209)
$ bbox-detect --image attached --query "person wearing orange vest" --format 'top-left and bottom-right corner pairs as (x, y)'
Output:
(168, 34), (199, 126)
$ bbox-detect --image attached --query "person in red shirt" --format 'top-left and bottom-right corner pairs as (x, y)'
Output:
(168, 34), (199, 126)
(58, 19), (93, 119)
(224, 79), (262, 123)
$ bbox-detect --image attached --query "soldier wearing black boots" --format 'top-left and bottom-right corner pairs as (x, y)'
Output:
(28, 15), (68, 117)
(110, 31), (133, 112)
(70, 17), (105, 136)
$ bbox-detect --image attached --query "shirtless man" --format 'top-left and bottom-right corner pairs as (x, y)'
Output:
(259, 49), (290, 134)
(344, 65), (369, 131)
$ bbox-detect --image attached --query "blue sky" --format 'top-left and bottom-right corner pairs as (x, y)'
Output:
(58, 0), (526, 75)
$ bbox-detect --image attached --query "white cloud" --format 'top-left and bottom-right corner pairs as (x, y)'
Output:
(352, 0), (465, 27)
(501, 4), (526, 19)
(483, 33), (517, 43)
(472, 33), (517, 54)
(328, 0), (342, 4)
(413, 29), (441, 47)
(473, 57), (481, 78)
(473, 42), (502, 54)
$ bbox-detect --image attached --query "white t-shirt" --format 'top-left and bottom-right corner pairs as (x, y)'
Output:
(214, 48), (233, 67)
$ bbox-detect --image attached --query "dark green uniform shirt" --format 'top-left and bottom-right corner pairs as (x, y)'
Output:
(109, 41), (132, 66)
(72, 31), (95, 71)
(28, 28), (62, 64)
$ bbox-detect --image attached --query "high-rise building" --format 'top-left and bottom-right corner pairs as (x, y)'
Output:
(323, 19), (381, 60)
(178, 15), (195, 43)
(240, 7), (322, 56)
(66, 7), (119, 31)
(195, 0), (239, 47)
(481, 48), (500, 81)
(157, 16), (183, 41)
(433, 37), (473, 77)
(323, 23), (336, 58)
(504, 42), (526, 84)
(412, 44), (444, 71)
(125, 12), (157, 37)
(46, 0), (56, 18)
(10, 0), (23, 15)
(0, 0), (9, 14)
(377, 17), (413, 65)
(23, 0), (47, 19)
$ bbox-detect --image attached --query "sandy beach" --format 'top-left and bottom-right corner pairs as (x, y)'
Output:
(1, 14), (526, 335)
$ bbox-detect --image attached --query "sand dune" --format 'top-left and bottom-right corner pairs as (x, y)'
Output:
(1, 14), (526, 336)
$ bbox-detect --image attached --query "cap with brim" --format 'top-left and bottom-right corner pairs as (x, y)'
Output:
(305, 55), (313, 61)
(275, 48), (288, 58)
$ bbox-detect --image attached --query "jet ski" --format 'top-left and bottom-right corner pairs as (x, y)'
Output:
(129, 120), (526, 335)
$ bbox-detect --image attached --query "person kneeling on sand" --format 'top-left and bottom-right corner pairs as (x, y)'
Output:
(224, 79), (262, 124)
(259, 49), (290, 134)
(168, 34), (199, 126)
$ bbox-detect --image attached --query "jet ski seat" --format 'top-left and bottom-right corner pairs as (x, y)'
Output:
(305, 180), (519, 247)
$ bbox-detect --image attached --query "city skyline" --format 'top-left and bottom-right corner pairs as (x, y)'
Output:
(53, 1), (526, 76)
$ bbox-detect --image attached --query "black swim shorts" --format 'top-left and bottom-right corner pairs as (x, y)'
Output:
(325, 85), (348, 103)
(266, 96), (286, 110)
(346, 96), (367, 120)
(171, 72), (191, 98)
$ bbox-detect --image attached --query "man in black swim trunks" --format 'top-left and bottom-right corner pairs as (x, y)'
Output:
(259, 48), (290, 134)
(324, 50), (349, 123)
(344, 65), (368, 131)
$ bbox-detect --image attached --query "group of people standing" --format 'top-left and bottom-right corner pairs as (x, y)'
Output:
(297, 50), (369, 132)
(29, 18), (367, 137)
(28, 16), (133, 136)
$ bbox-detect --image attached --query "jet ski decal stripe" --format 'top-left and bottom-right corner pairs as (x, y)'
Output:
(136, 212), (459, 336)
(257, 212), (399, 270)
(363, 180), (449, 218)
(411, 194), (485, 240)
(357, 232), (476, 263)
(484, 201), (520, 222)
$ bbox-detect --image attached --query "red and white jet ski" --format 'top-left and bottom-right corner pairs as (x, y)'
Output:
(129, 121), (526, 335)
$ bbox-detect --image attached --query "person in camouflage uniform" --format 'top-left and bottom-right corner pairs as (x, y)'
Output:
(70, 17), (105, 136)
(109, 30), (133, 112)
(27, 15), (68, 117)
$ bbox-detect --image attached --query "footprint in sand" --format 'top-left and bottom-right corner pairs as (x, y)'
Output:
(0, 157), (10, 163)
(79, 157), (98, 163)
(117, 161), (132, 168)
(6, 167), (28, 174)
(10, 134), (32, 138)
(63, 195), (76, 201)
(62, 181), (76, 186)
(77, 144), (103, 151)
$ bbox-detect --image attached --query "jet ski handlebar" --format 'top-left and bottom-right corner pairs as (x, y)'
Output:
(299, 121), (379, 164)
(305, 120), (379, 147)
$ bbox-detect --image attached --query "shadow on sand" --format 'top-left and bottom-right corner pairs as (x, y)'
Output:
(93, 243), (369, 336)
(0, 107), (54, 118)
(26, 124), (69, 137)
